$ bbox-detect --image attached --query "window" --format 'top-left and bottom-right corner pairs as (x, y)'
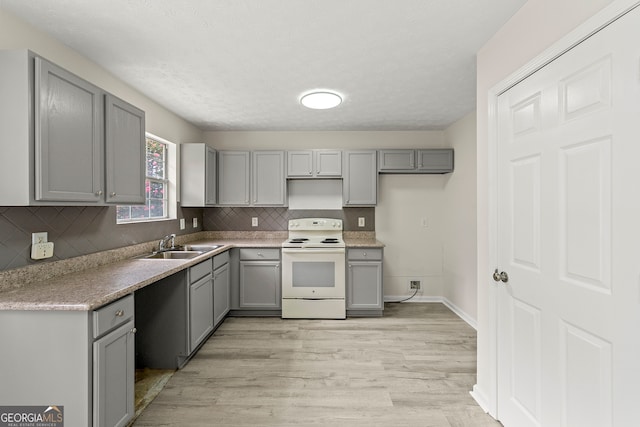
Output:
(117, 135), (173, 223)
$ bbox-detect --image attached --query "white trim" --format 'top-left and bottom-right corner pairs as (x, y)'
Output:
(483, 0), (640, 421)
(384, 296), (477, 329)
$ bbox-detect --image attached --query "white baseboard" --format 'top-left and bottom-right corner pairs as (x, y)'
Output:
(470, 385), (493, 416)
(384, 295), (477, 330)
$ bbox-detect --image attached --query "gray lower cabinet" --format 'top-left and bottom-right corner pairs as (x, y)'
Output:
(188, 272), (214, 352)
(92, 294), (136, 427)
(347, 248), (384, 316)
(213, 252), (230, 327)
(378, 149), (454, 173)
(343, 150), (377, 206)
(239, 248), (281, 310)
(0, 295), (136, 426)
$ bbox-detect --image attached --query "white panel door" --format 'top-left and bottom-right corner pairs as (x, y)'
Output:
(496, 6), (640, 427)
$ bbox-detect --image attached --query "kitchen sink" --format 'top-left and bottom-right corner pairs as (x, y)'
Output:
(183, 244), (222, 252)
(142, 250), (205, 260)
(136, 244), (222, 260)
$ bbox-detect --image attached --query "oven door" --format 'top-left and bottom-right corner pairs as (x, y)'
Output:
(281, 248), (345, 298)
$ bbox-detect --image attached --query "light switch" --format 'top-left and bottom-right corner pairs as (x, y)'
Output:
(193, 218), (198, 228)
(179, 218), (186, 230)
(358, 217), (365, 227)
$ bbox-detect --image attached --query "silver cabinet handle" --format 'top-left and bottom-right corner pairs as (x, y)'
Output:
(130, 327), (137, 334)
(95, 190), (103, 196)
(115, 309), (124, 317)
(110, 192), (116, 197)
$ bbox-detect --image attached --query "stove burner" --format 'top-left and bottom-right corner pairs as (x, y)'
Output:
(289, 238), (309, 243)
(321, 238), (340, 244)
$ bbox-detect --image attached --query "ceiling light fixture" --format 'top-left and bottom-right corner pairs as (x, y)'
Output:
(300, 91), (342, 109)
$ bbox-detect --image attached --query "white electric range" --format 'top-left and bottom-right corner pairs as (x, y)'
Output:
(281, 218), (346, 319)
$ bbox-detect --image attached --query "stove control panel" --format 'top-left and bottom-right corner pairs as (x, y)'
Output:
(288, 218), (342, 231)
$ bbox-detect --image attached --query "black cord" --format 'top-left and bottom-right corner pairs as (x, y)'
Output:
(387, 288), (419, 303)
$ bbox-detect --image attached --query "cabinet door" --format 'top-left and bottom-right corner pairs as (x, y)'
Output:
(205, 146), (217, 205)
(239, 261), (281, 309)
(316, 150), (342, 176)
(416, 149), (454, 173)
(287, 150), (313, 177)
(213, 263), (230, 327)
(189, 275), (214, 352)
(377, 149), (415, 171)
(218, 151), (250, 205)
(347, 261), (383, 310)
(105, 94), (145, 204)
(35, 57), (103, 202)
(93, 320), (135, 427)
(252, 151), (285, 205)
(343, 150), (377, 206)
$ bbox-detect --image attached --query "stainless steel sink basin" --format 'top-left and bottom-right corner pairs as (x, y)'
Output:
(136, 244), (222, 260)
(141, 250), (204, 260)
(184, 244), (222, 252)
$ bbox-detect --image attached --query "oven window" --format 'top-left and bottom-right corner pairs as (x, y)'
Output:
(292, 262), (335, 287)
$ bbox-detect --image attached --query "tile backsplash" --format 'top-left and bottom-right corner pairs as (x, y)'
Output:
(202, 207), (374, 232)
(0, 205), (373, 271)
(0, 205), (202, 271)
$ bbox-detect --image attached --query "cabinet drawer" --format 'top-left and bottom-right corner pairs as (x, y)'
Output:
(93, 294), (134, 339)
(240, 248), (280, 261)
(213, 251), (229, 270)
(190, 259), (212, 282)
(347, 248), (382, 261)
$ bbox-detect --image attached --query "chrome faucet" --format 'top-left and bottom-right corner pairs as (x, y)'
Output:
(158, 233), (176, 252)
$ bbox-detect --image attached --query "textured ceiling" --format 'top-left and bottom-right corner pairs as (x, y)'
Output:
(1, 0), (526, 131)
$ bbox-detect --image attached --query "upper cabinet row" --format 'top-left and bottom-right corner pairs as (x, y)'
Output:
(182, 147), (453, 208)
(0, 50), (146, 206)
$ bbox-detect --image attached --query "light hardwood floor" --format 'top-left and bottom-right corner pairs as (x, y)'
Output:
(133, 303), (501, 426)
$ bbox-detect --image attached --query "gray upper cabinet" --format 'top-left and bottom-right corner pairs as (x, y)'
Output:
(35, 57), (104, 203)
(252, 151), (286, 206)
(217, 150), (286, 207)
(105, 94), (145, 204)
(181, 144), (217, 206)
(218, 151), (251, 205)
(378, 149), (454, 173)
(287, 150), (342, 178)
(0, 50), (146, 205)
(343, 150), (377, 206)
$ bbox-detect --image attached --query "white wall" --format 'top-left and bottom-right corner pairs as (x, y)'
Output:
(474, 0), (613, 413)
(0, 8), (202, 144)
(206, 130), (457, 300)
(442, 111), (477, 325)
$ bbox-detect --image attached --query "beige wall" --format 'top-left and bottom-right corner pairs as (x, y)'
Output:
(0, 7), (203, 144)
(475, 0), (614, 413)
(442, 111), (477, 324)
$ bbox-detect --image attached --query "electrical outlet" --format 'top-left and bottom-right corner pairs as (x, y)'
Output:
(252, 217), (258, 227)
(32, 232), (48, 245)
(179, 218), (186, 230)
(358, 217), (365, 227)
(193, 217), (198, 228)
(410, 280), (421, 290)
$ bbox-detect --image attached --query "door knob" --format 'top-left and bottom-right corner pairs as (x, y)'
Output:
(493, 269), (509, 283)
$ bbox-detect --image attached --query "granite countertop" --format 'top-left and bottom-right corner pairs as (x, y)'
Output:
(0, 232), (384, 312)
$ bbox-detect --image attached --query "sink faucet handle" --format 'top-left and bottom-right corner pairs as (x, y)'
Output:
(169, 233), (176, 248)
